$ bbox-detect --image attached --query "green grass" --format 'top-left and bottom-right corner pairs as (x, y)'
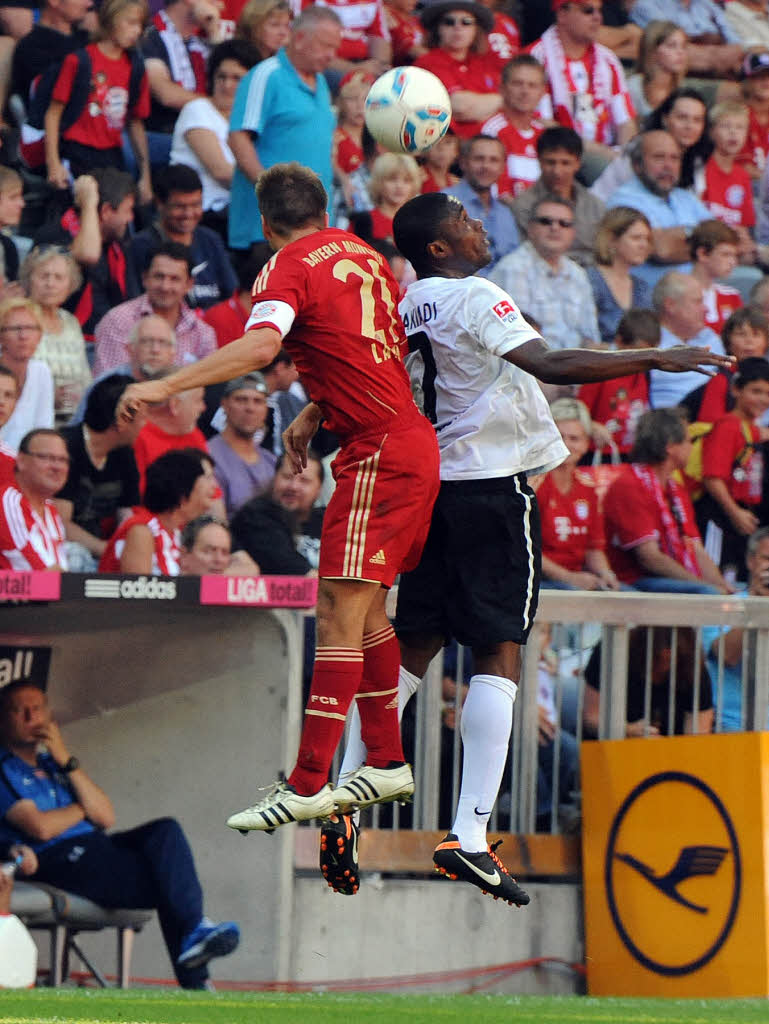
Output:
(0, 991), (767, 1024)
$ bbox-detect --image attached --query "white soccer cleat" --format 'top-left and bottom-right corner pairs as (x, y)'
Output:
(331, 763), (415, 812)
(226, 779), (336, 834)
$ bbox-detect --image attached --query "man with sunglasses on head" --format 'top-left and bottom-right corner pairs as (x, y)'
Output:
(491, 195), (600, 354)
(0, 429), (69, 571)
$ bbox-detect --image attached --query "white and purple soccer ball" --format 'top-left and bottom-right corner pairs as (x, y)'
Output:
(364, 67), (452, 155)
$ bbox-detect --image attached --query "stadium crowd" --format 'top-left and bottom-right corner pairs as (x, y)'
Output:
(1, 0), (769, 881)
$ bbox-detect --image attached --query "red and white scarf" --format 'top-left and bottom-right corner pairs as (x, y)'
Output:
(631, 464), (700, 577)
(153, 11), (208, 94)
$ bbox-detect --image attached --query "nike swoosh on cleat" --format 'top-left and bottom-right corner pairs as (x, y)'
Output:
(350, 824), (358, 864)
(455, 852), (501, 886)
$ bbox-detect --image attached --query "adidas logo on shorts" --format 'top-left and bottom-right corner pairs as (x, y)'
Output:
(369, 549), (386, 565)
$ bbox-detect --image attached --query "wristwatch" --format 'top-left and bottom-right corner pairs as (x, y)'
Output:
(60, 756), (80, 774)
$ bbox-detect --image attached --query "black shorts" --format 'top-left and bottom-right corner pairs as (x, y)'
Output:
(394, 473), (541, 649)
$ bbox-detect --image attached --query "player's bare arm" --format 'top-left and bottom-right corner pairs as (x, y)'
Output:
(117, 327), (283, 423)
(505, 337), (735, 385)
(282, 403), (323, 474)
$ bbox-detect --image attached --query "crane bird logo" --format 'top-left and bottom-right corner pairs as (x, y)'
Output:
(614, 845), (729, 914)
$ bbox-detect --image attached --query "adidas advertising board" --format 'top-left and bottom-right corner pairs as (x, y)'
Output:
(82, 576), (177, 600)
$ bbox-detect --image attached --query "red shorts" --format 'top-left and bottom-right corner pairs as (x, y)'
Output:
(319, 412), (440, 586)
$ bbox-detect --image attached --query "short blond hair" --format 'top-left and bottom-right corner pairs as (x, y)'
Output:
(709, 100), (749, 127)
(368, 153), (422, 206)
(0, 297), (45, 332)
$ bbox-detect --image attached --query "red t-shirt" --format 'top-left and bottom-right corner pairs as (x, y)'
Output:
(0, 485), (67, 570)
(702, 282), (742, 335)
(414, 49), (501, 139)
(333, 126), (365, 175)
(538, 470), (606, 572)
(134, 422), (208, 492)
(736, 106), (769, 177)
(203, 295), (248, 349)
(577, 373), (649, 455)
(246, 228), (416, 443)
(486, 11), (520, 73)
(480, 111), (543, 198)
(702, 412), (763, 506)
(696, 371), (731, 424)
(369, 207), (394, 242)
(385, 2), (424, 64)
(420, 170), (459, 194)
(99, 507), (180, 575)
(603, 464), (701, 584)
(53, 43), (151, 150)
(701, 157), (755, 229)
(0, 443), (15, 492)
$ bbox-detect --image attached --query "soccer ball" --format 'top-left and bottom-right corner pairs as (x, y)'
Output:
(364, 67), (452, 155)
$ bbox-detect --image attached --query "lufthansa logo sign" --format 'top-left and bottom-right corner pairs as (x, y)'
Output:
(605, 771), (741, 976)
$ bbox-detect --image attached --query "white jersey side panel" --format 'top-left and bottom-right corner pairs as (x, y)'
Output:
(399, 276), (568, 480)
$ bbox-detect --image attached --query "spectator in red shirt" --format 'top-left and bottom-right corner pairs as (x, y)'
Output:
(99, 447), (218, 574)
(578, 307), (657, 457)
(0, 365), (19, 489)
(352, 152), (421, 244)
(477, 0), (519, 74)
(45, 0), (152, 204)
(737, 51), (769, 183)
(689, 220), (743, 336)
(535, 397), (619, 591)
(602, 407), (730, 593)
(697, 357), (769, 580)
(133, 378), (207, 490)
(415, 0), (502, 139)
(481, 53), (545, 199)
(700, 101), (757, 264)
(418, 130), (460, 193)
(332, 70), (374, 212)
(0, 429), (69, 571)
(384, 0), (426, 65)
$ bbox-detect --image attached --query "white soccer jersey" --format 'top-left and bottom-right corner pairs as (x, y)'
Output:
(399, 276), (568, 481)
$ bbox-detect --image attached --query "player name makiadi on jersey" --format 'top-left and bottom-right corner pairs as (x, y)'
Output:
(402, 302), (438, 332)
(302, 239), (385, 268)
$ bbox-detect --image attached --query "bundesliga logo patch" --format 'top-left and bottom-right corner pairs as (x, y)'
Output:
(492, 300), (519, 323)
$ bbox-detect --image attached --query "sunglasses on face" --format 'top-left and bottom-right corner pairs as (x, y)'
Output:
(533, 216), (574, 228)
(441, 16), (475, 26)
(577, 4), (601, 14)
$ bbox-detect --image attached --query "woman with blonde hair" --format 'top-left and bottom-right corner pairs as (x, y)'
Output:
(360, 152), (422, 243)
(235, 0), (291, 60)
(628, 20), (688, 121)
(588, 207), (653, 344)
(20, 247), (91, 425)
(0, 297), (53, 450)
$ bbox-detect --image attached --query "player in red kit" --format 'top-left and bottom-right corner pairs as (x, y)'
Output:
(117, 163), (441, 839)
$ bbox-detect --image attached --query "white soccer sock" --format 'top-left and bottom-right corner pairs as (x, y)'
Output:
(337, 665), (421, 785)
(452, 673), (518, 853)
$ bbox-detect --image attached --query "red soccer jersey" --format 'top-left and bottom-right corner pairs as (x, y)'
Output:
(134, 422), (209, 492)
(246, 228), (417, 443)
(696, 371), (732, 424)
(702, 282), (742, 335)
(702, 412), (763, 506)
(486, 11), (520, 74)
(701, 157), (755, 229)
(368, 207), (394, 242)
(53, 43), (151, 150)
(603, 464), (701, 584)
(577, 373), (649, 455)
(480, 111), (543, 197)
(99, 507), (180, 574)
(0, 485), (68, 570)
(384, 2), (424, 64)
(203, 295), (249, 349)
(737, 106), (769, 177)
(333, 126), (365, 175)
(0, 443), (15, 492)
(420, 170), (459, 193)
(414, 49), (501, 139)
(538, 470), (606, 572)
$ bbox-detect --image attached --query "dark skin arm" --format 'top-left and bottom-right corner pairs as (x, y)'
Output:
(505, 337), (734, 384)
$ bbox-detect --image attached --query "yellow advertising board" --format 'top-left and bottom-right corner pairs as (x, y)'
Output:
(582, 733), (769, 996)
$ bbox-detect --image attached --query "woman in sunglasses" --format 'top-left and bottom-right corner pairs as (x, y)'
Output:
(414, 0), (502, 139)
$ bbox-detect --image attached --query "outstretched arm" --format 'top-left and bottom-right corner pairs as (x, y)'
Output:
(504, 337), (734, 385)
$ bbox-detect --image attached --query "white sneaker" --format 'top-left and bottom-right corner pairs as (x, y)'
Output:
(226, 779), (336, 833)
(331, 764), (414, 812)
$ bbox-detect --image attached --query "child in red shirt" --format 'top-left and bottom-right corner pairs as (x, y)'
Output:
(698, 358), (769, 579)
(699, 101), (756, 262)
(689, 219), (743, 335)
(384, 0), (427, 65)
(418, 131), (460, 193)
(737, 52), (769, 182)
(481, 54), (545, 199)
(332, 71), (374, 211)
(364, 152), (421, 244)
(45, 0), (152, 205)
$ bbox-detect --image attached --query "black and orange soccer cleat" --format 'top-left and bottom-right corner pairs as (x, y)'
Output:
(319, 813), (360, 896)
(433, 833), (530, 907)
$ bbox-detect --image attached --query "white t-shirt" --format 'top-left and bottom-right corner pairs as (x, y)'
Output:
(0, 360), (54, 450)
(399, 276), (568, 481)
(170, 97), (234, 212)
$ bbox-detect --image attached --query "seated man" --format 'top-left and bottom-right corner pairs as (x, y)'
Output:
(491, 195), (600, 351)
(480, 54), (546, 200)
(55, 375), (144, 571)
(133, 379), (207, 491)
(93, 244), (216, 377)
(508, 126), (606, 267)
(607, 129), (712, 288)
(0, 429), (69, 571)
(648, 271), (725, 408)
(207, 373), (277, 518)
(128, 166), (238, 312)
(0, 681), (239, 989)
(602, 407), (731, 593)
(179, 514), (259, 576)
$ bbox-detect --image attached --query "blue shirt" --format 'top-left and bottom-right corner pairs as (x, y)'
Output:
(606, 176), (711, 288)
(228, 50), (335, 250)
(649, 325), (725, 408)
(0, 748), (95, 852)
(442, 180), (520, 276)
(587, 264), (653, 344)
(631, 0), (740, 43)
